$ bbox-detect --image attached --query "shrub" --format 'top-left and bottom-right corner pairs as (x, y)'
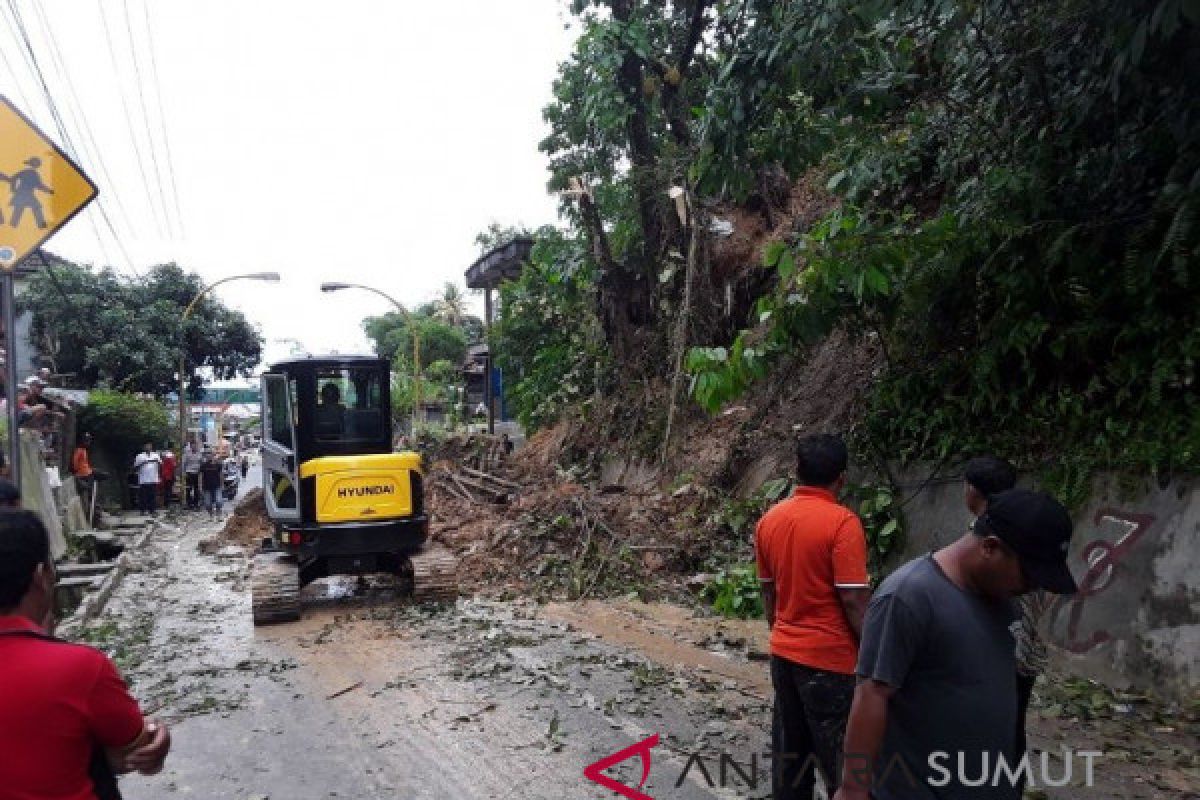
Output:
(78, 390), (170, 472)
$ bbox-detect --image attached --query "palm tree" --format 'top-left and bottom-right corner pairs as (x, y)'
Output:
(435, 282), (467, 328)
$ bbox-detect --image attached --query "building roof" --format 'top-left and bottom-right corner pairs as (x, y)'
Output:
(13, 248), (73, 278)
(464, 237), (534, 290)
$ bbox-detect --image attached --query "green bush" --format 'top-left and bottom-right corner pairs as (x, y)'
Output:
(703, 563), (764, 619)
(78, 390), (170, 473)
(491, 228), (608, 433)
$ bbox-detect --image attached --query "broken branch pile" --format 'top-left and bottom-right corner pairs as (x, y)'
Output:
(427, 429), (733, 603)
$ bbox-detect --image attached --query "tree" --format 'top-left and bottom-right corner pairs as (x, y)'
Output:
(491, 227), (606, 431)
(78, 389), (170, 467)
(434, 282), (468, 329)
(18, 260), (263, 397)
(363, 310), (468, 370)
(540, 0), (715, 357)
(683, 0), (1200, 497)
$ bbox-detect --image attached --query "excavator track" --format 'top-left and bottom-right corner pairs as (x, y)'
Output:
(251, 552), (301, 625)
(409, 546), (458, 604)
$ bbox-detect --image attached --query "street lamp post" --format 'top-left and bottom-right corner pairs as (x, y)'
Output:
(178, 272), (281, 489)
(319, 282), (421, 436)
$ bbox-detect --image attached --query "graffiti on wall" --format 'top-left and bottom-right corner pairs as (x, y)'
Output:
(1055, 508), (1157, 653)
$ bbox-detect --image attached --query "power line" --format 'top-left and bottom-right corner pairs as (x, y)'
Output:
(0, 24), (35, 110)
(29, 1), (134, 264)
(3, 0), (139, 277)
(96, 0), (166, 239)
(121, 0), (172, 238)
(1, 0), (77, 158)
(141, 0), (184, 239)
(31, 0), (137, 241)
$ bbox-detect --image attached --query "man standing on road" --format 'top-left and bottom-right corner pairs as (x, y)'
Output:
(0, 510), (171, 798)
(199, 448), (224, 517)
(183, 440), (202, 509)
(132, 443), (161, 515)
(963, 455), (1047, 795)
(834, 488), (1077, 800)
(756, 433), (871, 799)
(159, 447), (177, 509)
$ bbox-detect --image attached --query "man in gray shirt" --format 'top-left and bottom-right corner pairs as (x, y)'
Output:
(833, 489), (1077, 800)
(182, 441), (202, 510)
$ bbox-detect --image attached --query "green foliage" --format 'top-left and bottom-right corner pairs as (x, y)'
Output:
(706, 477), (790, 538)
(846, 482), (906, 576)
(19, 261), (262, 397)
(490, 227), (608, 432)
(78, 390), (170, 470)
(684, 0), (1200, 498)
(474, 223), (533, 256)
(364, 311), (468, 369)
(703, 562), (764, 619)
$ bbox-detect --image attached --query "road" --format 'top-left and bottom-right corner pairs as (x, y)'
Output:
(93, 510), (774, 799)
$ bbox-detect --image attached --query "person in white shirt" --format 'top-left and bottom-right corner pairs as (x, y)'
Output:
(132, 443), (162, 515)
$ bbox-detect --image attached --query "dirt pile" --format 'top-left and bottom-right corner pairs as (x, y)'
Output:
(220, 488), (272, 547)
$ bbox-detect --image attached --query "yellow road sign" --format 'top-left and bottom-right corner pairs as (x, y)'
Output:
(0, 96), (97, 269)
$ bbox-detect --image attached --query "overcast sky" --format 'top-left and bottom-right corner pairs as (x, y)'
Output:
(0, 1), (577, 367)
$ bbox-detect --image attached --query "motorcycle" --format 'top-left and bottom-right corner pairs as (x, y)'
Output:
(221, 457), (240, 500)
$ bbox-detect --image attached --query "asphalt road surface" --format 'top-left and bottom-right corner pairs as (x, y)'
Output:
(95, 511), (774, 800)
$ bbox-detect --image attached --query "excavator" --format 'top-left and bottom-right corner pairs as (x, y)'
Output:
(251, 355), (456, 624)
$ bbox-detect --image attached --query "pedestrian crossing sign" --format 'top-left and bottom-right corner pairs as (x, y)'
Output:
(0, 96), (97, 270)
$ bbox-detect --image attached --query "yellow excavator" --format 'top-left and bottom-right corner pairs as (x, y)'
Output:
(251, 355), (455, 624)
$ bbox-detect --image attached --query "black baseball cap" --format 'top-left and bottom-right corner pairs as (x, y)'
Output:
(977, 489), (1077, 594)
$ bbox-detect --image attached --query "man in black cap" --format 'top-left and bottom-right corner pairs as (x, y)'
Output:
(833, 489), (1076, 800)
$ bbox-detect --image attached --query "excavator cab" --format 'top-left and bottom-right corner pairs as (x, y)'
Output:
(252, 355), (455, 624)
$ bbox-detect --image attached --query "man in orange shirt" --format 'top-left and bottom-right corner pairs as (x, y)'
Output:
(72, 432), (95, 481)
(756, 433), (871, 799)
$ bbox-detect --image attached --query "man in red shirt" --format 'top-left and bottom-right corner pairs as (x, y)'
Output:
(756, 434), (871, 799)
(0, 510), (171, 799)
(159, 448), (178, 508)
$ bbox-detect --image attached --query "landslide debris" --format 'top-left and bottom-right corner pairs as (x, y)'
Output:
(220, 488), (272, 548)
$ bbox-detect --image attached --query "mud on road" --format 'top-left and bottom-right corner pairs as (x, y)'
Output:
(92, 515), (776, 799)
(83, 513), (1196, 799)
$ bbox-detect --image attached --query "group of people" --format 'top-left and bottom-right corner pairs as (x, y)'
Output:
(134, 441), (246, 517)
(756, 434), (1075, 799)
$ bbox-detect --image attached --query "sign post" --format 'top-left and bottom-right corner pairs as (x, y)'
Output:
(0, 95), (98, 491)
(3, 273), (18, 486)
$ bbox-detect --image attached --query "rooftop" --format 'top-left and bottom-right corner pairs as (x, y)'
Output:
(464, 237), (534, 290)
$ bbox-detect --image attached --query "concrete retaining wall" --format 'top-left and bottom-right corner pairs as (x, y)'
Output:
(18, 430), (66, 559)
(894, 468), (1199, 701)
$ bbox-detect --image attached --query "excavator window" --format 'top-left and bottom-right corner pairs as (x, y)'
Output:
(313, 368), (384, 442)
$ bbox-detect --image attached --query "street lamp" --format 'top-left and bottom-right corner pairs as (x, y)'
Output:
(319, 282), (421, 435)
(178, 272), (281, 485)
